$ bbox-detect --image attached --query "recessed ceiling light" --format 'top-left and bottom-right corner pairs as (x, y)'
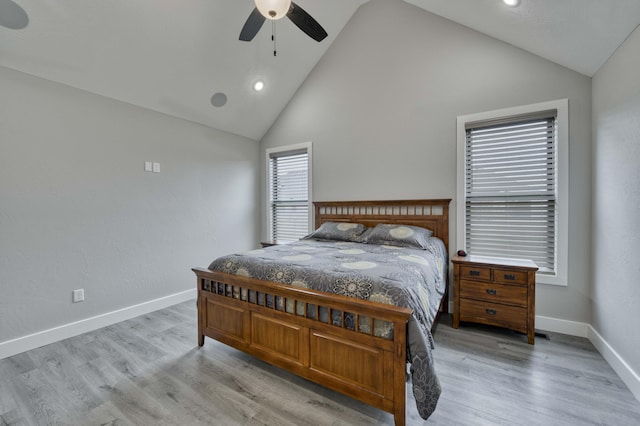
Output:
(253, 80), (265, 92)
(503, 0), (520, 6)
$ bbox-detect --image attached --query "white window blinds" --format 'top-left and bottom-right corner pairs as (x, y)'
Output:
(269, 148), (309, 242)
(464, 110), (557, 273)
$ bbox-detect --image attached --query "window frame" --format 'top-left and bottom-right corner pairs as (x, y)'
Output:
(265, 142), (313, 242)
(456, 99), (568, 286)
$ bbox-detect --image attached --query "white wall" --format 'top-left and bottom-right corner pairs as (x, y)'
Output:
(592, 26), (640, 385)
(0, 66), (259, 350)
(261, 0), (593, 323)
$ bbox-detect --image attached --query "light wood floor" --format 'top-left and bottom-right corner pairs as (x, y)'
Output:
(1, 300), (639, 425)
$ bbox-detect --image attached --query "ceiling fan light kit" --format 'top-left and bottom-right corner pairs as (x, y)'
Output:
(255, 0), (292, 20)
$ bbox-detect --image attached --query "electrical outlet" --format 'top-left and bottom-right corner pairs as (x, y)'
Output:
(152, 162), (161, 173)
(73, 289), (85, 303)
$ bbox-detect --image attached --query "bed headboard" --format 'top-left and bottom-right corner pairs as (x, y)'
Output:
(313, 199), (451, 251)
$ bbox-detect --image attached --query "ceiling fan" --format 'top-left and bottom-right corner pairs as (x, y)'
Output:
(0, 0), (29, 30)
(239, 0), (328, 43)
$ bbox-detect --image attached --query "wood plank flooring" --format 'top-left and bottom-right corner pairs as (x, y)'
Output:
(1, 300), (639, 425)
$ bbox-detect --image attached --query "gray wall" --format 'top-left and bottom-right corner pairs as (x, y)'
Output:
(0, 66), (259, 343)
(260, 0), (593, 322)
(592, 26), (640, 377)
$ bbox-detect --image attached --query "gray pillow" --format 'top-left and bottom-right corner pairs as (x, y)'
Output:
(363, 223), (433, 249)
(303, 221), (368, 242)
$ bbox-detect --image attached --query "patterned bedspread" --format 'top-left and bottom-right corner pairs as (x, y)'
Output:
(208, 238), (447, 419)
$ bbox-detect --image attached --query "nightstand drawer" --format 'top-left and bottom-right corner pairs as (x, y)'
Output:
(459, 265), (491, 281)
(493, 268), (528, 285)
(459, 280), (527, 306)
(459, 299), (526, 333)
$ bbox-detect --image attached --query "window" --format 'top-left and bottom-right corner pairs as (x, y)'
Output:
(457, 100), (568, 286)
(266, 142), (312, 243)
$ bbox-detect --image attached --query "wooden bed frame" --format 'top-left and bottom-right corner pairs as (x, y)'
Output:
(193, 199), (451, 426)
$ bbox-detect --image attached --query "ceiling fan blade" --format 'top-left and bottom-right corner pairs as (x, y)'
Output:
(239, 7), (266, 41)
(0, 0), (29, 30)
(287, 2), (328, 42)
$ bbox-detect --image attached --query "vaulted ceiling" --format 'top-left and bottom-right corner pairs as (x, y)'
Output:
(2, 0), (639, 140)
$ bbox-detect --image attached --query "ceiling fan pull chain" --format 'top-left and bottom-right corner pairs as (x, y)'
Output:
(272, 20), (277, 56)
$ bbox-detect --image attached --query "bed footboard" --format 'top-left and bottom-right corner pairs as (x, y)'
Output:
(193, 267), (412, 426)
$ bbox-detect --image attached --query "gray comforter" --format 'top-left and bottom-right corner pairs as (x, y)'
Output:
(208, 238), (447, 419)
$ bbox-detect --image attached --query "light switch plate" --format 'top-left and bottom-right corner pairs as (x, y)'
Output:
(144, 161), (152, 172)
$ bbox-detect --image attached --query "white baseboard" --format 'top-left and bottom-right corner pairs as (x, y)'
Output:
(534, 315), (589, 337)
(0, 289), (196, 360)
(588, 325), (640, 402)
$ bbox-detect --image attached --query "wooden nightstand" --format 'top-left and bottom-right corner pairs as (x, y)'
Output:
(452, 255), (538, 344)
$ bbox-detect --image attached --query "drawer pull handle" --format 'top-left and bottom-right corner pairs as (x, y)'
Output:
(486, 289), (497, 295)
(469, 270), (481, 276)
(504, 274), (516, 280)
(486, 308), (497, 315)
